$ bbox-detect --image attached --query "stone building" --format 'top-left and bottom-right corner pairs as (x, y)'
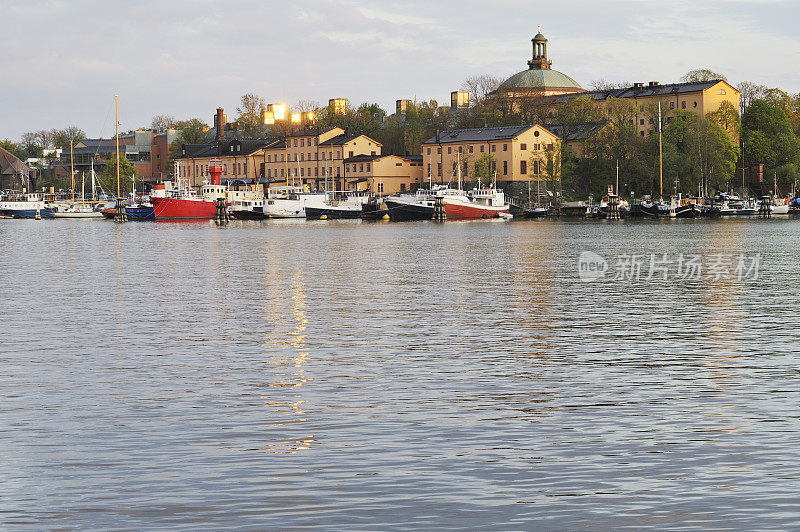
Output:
(344, 155), (424, 194)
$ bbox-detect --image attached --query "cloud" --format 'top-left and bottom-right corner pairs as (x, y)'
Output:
(0, 0), (798, 139)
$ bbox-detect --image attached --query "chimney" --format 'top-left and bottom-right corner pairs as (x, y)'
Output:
(215, 108), (225, 141)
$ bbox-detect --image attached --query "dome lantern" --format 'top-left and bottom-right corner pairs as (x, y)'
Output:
(528, 26), (552, 70)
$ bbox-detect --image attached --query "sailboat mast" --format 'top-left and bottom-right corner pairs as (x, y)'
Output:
(115, 94), (120, 199)
(658, 101), (663, 201)
(91, 159), (96, 200)
(457, 152), (461, 190)
(70, 140), (75, 203)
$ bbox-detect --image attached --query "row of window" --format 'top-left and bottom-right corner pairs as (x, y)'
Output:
(264, 167), (342, 179)
(179, 161), (247, 178)
(428, 158), (544, 178)
(426, 142), (554, 156)
(346, 163), (371, 173)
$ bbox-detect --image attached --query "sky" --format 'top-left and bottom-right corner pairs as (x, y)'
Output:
(2, 0), (799, 141)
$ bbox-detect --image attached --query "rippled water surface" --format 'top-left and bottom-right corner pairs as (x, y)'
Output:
(1, 218), (799, 530)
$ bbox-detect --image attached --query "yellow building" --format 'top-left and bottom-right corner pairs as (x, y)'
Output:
(344, 155), (424, 194)
(422, 125), (562, 193)
(176, 138), (281, 187)
(253, 127), (382, 191)
(551, 80), (741, 139)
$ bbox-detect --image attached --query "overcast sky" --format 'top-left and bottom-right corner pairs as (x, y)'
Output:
(2, 0), (798, 140)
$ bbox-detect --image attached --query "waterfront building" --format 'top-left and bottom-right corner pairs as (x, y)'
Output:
(492, 29), (741, 140)
(550, 80), (742, 139)
(0, 146), (31, 191)
(422, 125), (562, 198)
(344, 155), (424, 194)
(176, 138), (282, 188)
(253, 127), (383, 192)
(53, 129), (180, 184)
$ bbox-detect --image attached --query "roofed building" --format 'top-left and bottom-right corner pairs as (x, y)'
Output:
(0, 146), (31, 191)
(176, 138), (282, 187)
(422, 124), (562, 198)
(550, 79), (741, 139)
(344, 155), (424, 194)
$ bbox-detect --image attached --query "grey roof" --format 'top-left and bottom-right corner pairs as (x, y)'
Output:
(319, 134), (359, 146)
(180, 138), (281, 159)
(423, 125), (539, 145)
(550, 80), (728, 103)
(544, 122), (608, 142)
(500, 68), (583, 91)
(344, 154), (421, 163)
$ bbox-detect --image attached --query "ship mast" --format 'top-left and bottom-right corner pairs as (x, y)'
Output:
(70, 140), (75, 204)
(115, 94), (120, 199)
(658, 101), (663, 202)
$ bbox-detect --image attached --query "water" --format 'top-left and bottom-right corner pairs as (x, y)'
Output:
(1, 218), (799, 530)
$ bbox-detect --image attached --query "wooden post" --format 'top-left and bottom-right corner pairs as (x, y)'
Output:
(433, 194), (446, 221)
(215, 197), (229, 224)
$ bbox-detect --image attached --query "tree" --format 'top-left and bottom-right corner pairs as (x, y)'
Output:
(741, 99), (800, 187)
(20, 132), (43, 158)
(681, 69), (727, 83)
(0, 139), (27, 160)
(736, 81), (768, 115)
(708, 100), (741, 139)
(52, 126), (86, 149)
(461, 75), (503, 104)
(473, 153), (495, 183)
(100, 155), (137, 196)
(235, 93), (266, 138)
(151, 114), (178, 131)
(168, 118), (211, 159)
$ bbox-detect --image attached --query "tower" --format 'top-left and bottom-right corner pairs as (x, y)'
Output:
(528, 26), (552, 70)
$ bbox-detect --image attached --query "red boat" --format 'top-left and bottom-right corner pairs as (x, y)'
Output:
(151, 160), (227, 220)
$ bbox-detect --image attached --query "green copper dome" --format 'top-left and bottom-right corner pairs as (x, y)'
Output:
(500, 68), (583, 91)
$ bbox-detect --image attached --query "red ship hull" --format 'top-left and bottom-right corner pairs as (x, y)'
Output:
(151, 196), (217, 219)
(443, 201), (508, 219)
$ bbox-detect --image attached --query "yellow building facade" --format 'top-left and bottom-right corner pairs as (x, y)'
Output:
(252, 127), (383, 191)
(177, 138), (281, 187)
(344, 155), (424, 194)
(422, 125), (562, 186)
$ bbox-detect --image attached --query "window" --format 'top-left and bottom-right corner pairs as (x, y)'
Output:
(469, 146), (473, 153)
(300, 153), (304, 161)
(640, 119), (645, 125)
(521, 161), (527, 174)
(640, 131), (645, 137)
(534, 143), (540, 150)
(649, 118), (654, 124)
(458, 146), (463, 153)
(437, 163), (442, 176)
(224, 164), (227, 174)
(378, 182), (384, 193)
(371, 151), (376, 156)
(533, 160), (540, 175)
(448, 147), (452, 154)
(281, 168), (285, 178)
(503, 144), (507, 151)
(427, 148), (431, 155)
(293, 139), (298, 147)
(400, 184), (406, 193)
(452, 162), (457, 174)
(366, 163), (370, 171)
(681, 101), (686, 109)
(315, 167), (319, 177)
(437, 147), (442, 154)
(670, 102), (675, 110)
(427, 163), (431, 176)
(336, 151), (340, 158)
(503, 161), (508, 175)
(300, 139), (304, 147)
(693, 102), (698, 108)
(480, 145), (485, 152)
(491, 145), (496, 152)
(520, 143), (527, 150)
(359, 163), (364, 172)
(349, 151), (354, 157)
(300, 168), (304, 177)
(717, 89), (727, 95)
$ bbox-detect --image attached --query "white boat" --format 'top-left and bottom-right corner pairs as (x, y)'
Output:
(263, 186), (327, 218)
(51, 203), (103, 218)
(718, 196), (757, 215)
(0, 193), (53, 218)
